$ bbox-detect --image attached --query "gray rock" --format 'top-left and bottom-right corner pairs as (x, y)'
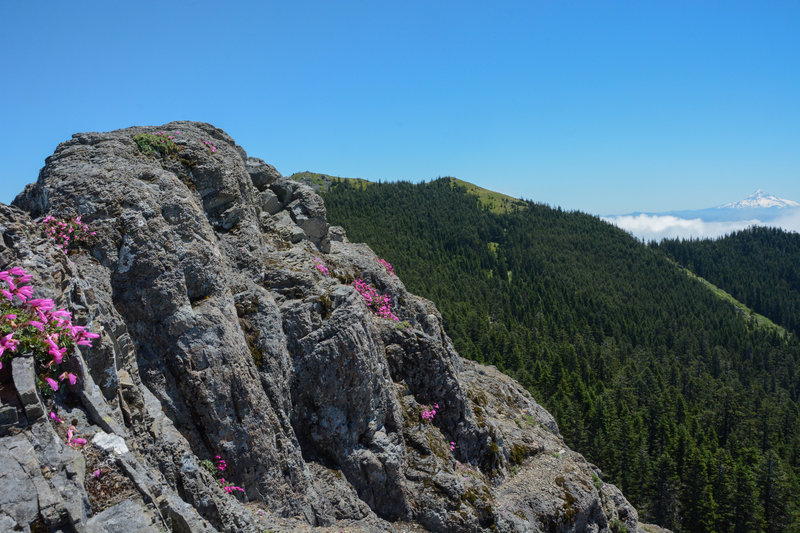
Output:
(0, 121), (647, 533)
(258, 188), (282, 215)
(246, 157), (282, 191)
(329, 225), (348, 243)
(11, 355), (44, 421)
(0, 405), (18, 433)
(92, 431), (129, 454)
(0, 434), (39, 528)
(86, 498), (161, 533)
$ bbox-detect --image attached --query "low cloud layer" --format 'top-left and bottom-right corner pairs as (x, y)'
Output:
(602, 212), (800, 242)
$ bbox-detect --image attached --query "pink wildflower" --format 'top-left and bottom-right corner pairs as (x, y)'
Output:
(26, 320), (46, 332)
(93, 469), (101, 478)
(14, 284), (34, 302)
(375, 257), (395, 276)
(49, 411), (64, 423)
(51, 309), (72, 321)
(59, 372), (78, 385)
(45, 335), (66, 364)
(75, 329), (100, 346)
(28, 298), (55, 311)
(45, 377), (59, 391)
(313, 258), (329, 276)
(0, 333), (19, 356)
(66, 425), (87, 447)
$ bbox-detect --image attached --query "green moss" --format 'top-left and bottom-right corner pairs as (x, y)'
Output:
(592, 472), (603, 490)
(467, 388), (488, 407)
(554, 476), (578, 523)
(421, 476), (448, 497)
(178, 157), (197, 168)
(237, 314), (265, 367)
(463, 487), (482, 506)
(133, 132), (181, 157)
(472, 404), (486, 426)
(200, 459), (216, 475)
(509, 444), (530, 466)
(427, 433), (450, 461)
(610, 518), (628, 533)
(318, 293), (333, 319)
(246, 337), (264, 367)
(336, 272), (355, 285)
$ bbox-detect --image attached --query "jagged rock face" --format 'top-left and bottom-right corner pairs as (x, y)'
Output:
(0, 121), (642, 532)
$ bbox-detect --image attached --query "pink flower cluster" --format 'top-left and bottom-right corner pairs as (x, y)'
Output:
(215, 455), (244, 494)
(375, 257), (395, 276)
(50, 411), (87, 447)
(66, 424), (87, 447)
(220, 479), (245, 494)
(41, 215), (96, 254)
(450, 441), (456, 452)
(200, 138), (217, 153)
(0, 332), (19, 361)
(421, 403), (439, 421)
(351, 279), (399, 321)
(313, 257), (329, 276)
(0, 267), (99, 389)
(156, 130), (180, 141)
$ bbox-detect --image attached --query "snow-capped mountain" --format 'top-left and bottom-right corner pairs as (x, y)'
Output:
(717, 189), (800, 209)
(603, 190), (800, 241)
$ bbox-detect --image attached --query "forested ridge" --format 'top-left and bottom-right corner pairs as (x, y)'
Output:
(656, 227), (800, 339)
(318, 177), (800, 532)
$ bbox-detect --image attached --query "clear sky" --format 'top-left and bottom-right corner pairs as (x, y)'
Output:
(2, 1), (798, 215)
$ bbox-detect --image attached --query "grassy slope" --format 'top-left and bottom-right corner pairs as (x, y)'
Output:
(682, 267), (788, 337)
(446, 177), (528, 214)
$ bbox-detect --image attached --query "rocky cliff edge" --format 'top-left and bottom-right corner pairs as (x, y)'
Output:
(0, 121), (640, 532)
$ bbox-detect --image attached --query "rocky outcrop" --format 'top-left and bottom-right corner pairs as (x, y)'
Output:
(0, 121), (641, 532)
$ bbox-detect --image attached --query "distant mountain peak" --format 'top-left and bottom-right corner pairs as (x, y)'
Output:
(717, 189), (800, 209)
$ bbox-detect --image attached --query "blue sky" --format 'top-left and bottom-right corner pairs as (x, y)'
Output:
(1, 1), (798, 215)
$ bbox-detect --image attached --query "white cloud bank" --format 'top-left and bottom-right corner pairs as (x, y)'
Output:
(602, 212), (800, 242)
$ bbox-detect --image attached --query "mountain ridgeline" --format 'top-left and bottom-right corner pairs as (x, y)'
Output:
(316, 176), (800, 532)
